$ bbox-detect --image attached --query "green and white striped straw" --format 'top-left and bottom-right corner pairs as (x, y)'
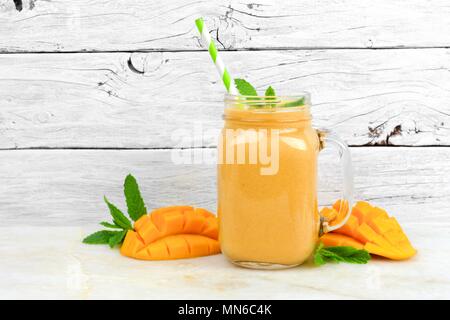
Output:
(195, 17), (238, 95)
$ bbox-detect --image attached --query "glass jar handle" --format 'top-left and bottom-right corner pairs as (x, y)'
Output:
(317, 130), (354, 234)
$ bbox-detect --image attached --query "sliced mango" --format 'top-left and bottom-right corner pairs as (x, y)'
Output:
(121, 206), (220, 260)
(320, 233), (364, 250)
(133, 206), (217, 245)
(356, 223), (404, 255)
(320, 200), (416, 260)
(132, 235), (221, 260)
(364, 242), (413, 261)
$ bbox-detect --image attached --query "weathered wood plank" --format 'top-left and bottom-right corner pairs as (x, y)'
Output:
(0, 147), (448, 226)
(1, 0), (450, 52)
(1, 50), (449, 148)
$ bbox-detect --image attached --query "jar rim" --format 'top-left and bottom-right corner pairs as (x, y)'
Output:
(224, 92), (311, 110)
(225, 92), (311, 99)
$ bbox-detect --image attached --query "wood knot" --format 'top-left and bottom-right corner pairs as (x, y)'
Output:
(13, 0), (23, 11)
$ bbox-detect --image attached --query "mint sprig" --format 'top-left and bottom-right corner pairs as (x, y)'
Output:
(233, 79), (304, 108)
(313, 242), (371, 266)
(82, 174), (148, 248)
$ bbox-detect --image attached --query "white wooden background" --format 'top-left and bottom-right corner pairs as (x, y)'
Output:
(0, 0), (449, 226)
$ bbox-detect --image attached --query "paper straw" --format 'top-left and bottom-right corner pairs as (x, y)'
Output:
(195, 18), (238, 95)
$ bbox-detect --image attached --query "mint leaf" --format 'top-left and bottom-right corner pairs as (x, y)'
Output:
(124, 174), (147, 221)
(82, 230), (127, 248)
(234, 78), (258, 96)
(342, 251), (371, 264)
(108, 230), (127, 248)
(265, 86), (276, 97)
(264, 86), (276, 108)
(324, 246), (362, 257)
(324, 246), (371, 264)
(314, 253), (325, 266)
(83, 230), (117, 245)
(315, 242), (324, 253)
(280, 97), (305, 108)
(313, 243), (371, 266)
(100, 221), (121, 229)
(319, 250), (346, 263)
(313, 243), (325, 265)
(104, 196), (132, 230)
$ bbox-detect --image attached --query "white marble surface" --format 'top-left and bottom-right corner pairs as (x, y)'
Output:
(1, 224), (449, 300)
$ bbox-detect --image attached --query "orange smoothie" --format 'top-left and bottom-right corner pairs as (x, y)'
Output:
(218, 105), (321, 268)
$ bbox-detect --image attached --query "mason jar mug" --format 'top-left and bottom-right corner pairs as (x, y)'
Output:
(217, 93), (354, 269)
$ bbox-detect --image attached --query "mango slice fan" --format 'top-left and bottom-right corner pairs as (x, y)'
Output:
(320, 200), (416, 260)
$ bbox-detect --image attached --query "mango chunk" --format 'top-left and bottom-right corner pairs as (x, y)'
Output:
(121, 230), (145, 257)
(331, 199), (350, 225)
(352, 201), (373, 224)
(320, 207), (338, 222)
(367, 215), (396, 234)
(334, 215), (359, 238)
(183, 209), (207, 234)
(366, 207), (389, 224)
(201, 217), (219, 240)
